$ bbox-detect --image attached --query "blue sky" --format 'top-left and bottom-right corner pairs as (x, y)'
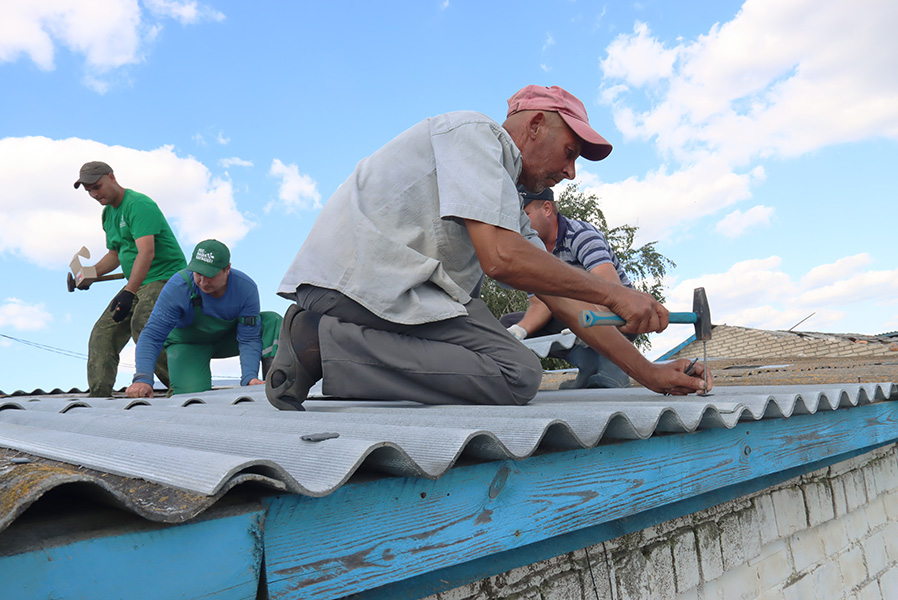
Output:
(1, 0), (897, 393)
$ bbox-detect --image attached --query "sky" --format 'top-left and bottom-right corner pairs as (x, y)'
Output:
(1, 0), (897, 393)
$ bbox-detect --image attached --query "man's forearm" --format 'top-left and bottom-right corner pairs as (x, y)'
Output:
(517, 298), (552, 335)
(93, 251), (121, 277)
(236, 329), (263, 386)
(127, 235), (156, 292)
(466, 220), (667, 335)
(539, 294), (652, 381)
(126, 254), (152, 292)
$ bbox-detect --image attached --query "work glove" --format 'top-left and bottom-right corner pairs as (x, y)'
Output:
(109, 290), (135, 322)
(507, 324), (527, 340)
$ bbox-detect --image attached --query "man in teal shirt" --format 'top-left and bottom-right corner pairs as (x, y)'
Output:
(74, 161), (186, 397)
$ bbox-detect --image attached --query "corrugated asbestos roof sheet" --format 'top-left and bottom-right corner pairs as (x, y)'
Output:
(521, 331), (578, 358)
(2, 382), (895, 534)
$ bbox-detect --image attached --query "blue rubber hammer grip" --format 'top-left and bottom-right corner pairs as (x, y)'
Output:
(578, 310), (698, 328)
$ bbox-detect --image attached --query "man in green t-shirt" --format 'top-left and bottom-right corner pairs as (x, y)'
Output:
(74, 161), (187, 397)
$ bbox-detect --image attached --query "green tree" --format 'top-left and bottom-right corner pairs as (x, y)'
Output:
(480, 183), (675, 355)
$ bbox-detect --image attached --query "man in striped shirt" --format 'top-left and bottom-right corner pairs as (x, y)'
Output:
(502, 187), (636, 389)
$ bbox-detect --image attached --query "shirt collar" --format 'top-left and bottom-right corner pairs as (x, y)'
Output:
(553, 213), (569, 253)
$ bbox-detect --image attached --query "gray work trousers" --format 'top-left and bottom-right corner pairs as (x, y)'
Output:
(296, 285), (542, 405)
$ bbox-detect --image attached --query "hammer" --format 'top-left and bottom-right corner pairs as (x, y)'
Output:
(578, 287), (712, 392)
(66, 246), (125, 292)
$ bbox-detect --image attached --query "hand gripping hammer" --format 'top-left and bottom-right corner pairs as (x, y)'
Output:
(66, 246), (125, 292)
(578, 287), (713, 392)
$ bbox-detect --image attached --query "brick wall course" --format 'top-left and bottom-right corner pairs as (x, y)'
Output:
(862, 531), (889, 578)
(838, 546), (868, 591)
(672, 530), (701, 593)
(751, 540), (792, 589)
(856, 580), (883, 600)
(819, 519), (850, 556)
(782, 572), (815, 600)
(843, 471), (869, 512)
(878, 567), (898, 598)
(772, 487), (808, 537)
(614, 546), (650, 600)
(804, 481), (835, 526)
(790, 528), (827, 573)
(814, 563), (843, 599)
(696, 521), (725, 582)
(754, 494), (779, 546)
(645, 542), (676, 600)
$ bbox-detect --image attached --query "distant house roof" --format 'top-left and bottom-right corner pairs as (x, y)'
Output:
(660, 324), (898, 362)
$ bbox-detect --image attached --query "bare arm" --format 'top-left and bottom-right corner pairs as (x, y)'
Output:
(539, 294), (711, 394)
(93, 250), (121, 277)
(516, 296), (553, 335)
(126, 235), (156, 293)
(469, 223), (710, 394)
(465, 219), (669, 335)
(549, 262), (709, 393)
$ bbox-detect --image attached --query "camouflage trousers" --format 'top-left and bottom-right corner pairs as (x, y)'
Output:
(87, 279), (170, 397)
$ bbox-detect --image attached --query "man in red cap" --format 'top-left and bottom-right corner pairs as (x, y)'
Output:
(268, 85), (711, 409)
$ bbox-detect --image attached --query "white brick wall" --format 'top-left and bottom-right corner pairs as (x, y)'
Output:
(425, 443), (898, 600)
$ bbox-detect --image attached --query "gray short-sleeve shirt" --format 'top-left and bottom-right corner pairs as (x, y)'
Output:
(277, 111), (534, 325)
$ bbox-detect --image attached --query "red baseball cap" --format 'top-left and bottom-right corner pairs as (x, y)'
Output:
(507, 85), (612, 161)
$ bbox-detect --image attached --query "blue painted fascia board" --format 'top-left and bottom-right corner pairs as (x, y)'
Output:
(261, 401), (898, 600)
(0, 508), (265, 600)
(361, 439), (894, 600)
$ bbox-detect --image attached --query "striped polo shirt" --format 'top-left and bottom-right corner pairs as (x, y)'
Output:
(553, 214), (633, 288)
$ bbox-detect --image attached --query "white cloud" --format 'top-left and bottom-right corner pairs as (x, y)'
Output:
(601, 1), (898, 165)
(0, 0), (142, 72)
(575, 160), (765, 243)
(795, 260), (898, 306)
(600, 22), (678, 88)
(0, 0), (223, 90)
(220, 157), (253, 169)
(216, 131), (230, 145)
(0, 136), (254, 270)
(714, 205), (774, 237)
(646, 252), (898, 358)
(800, 254), (872, 289)
(542, 34), (555, 52)
(0, 298), (53, 331)
(590, 0), (898, 251)
(144, 0), (225, 25)
(267, 159), (322, 213)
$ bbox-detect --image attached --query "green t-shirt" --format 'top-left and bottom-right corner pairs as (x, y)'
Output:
(102, 189), (186, 284)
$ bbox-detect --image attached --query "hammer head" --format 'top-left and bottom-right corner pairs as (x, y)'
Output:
(692, 287), (712, 341)
(69, 246), (94, 289)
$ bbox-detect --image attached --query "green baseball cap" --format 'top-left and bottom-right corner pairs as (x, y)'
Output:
(74, 161), (113, 189)
(188, 239), (230, 277)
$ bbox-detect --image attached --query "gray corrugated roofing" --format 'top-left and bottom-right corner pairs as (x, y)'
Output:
(521, 331), (578, 358)
(2, 383), (895, 535)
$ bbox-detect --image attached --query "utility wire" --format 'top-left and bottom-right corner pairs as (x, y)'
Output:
(1, 332), (136, 369)
(0, 333), (242, 379)
(1, 333), (90, 361)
